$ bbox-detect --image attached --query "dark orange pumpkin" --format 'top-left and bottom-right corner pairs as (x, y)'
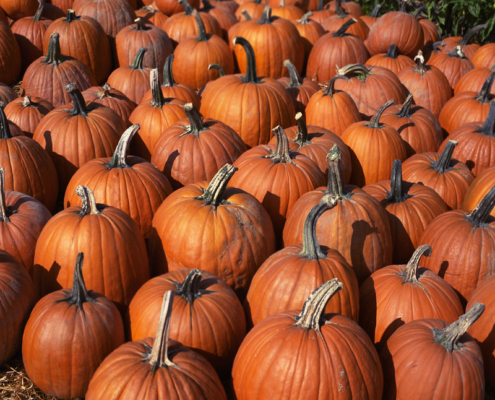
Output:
(234, 0), (264, 21)
(0, 83), (16, 105)
(428, 45), (474, 89)
(472, 43), (495, 69)
(0, 0), (38, 20)
(366, 44), (415, 75)
(82, 84), (136, 124)
(321, 0), (368, 41)
(156, 0), (200, 15)
(308, 0), (334, 25)
(325, 0), (362, 15)
(437, 24), (487, 59)
(462, 165), (495, 215)
(271, 0), (304, 20)
(200, 0), (236, 40)
(454, 66), (495, 96)
(4, 96), (54, 138)
(0, 21), (22, 85)
(135, 5), (169, 28)
(359, 245), (463, 350)
(415, 7), (439, 47)
(292, 12), (325, 66)
(22, 253), (125, 400)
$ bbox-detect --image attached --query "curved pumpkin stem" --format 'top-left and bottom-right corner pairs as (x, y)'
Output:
(131, 47), (147, 70)
(197, 164), (238, 208)
(294, 279), (343, 331)
(66, 84), (88, 116)
(336, 63), (371, 81)
(324, 75), (349, 97)
(476, 71), (495, 104)
(208, 63), (226, 77)
(107, 124), (140, 169)
(268, 126), (294, 164)
(284, 60), (303, 87)
(412, 5), (426, 18)
(385, 44), (399, 59)
(54, 253), (97, 310)
(163, 54), (176, 87)
(241, 10), (252, 20)
(397, 93), (414, 118)
(459, 24), (487, 46)
(33, 0), (44, 21)
(299, 199), (336, 260)
(181, 103), (205, 137)
(367, 99), (394, 129)
(148, 290), (176, 370)
(0, 104), (12, 140)
(433, 303), (485, 352)
(333, 18), (356, 37)
(468, 183), (495, 226)
(193, 10), (208, 42)
(97, 83), (112, 99)
(388, 159), (409, 203)
(334, 0), (348, 17)
(234, 37), (258, 84)
(294, 112), (310, 148)
(298, 11), (312, 24)
(259, 6), (272, 24)
(175, 269), (204, 304)
(150, 69), (166, 108)
(44, 33), (64, 65)
(76, 186), (101, 215)
(370, 3), (381, 17)
(432, 140), (458, 173)
(325, 145), (347, 200)
(399, 245), (432, 283)
(179, 0), (194, 15)
(0, 167), (10, 223)
(478, 101), (495, 137)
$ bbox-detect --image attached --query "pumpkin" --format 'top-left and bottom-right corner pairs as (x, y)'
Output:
(128, 69), (187, 160)
(308, 0), (334, 25)
(49, 0), (74, 13)
(22, 32), (97, 107)
(306, 18), (369, 83)
(418, 184), (495, 303)
(341, 99), (407, 186)
(381, 93), (443, 157)
(43, 9), (112, 84)
(41, 2), (66, 19)
(334, 63), (408, 119)
(462, 165), (495, 215)
(245, 198), (359, 327)
(22, 253), (125, 400)
(234, 0), (264, 21)
(455, 66), (495, 96)
(85, 291), (227, 400)
(360, 3), (380, 29)
(0, 83), (16, 104)
(283, 145), (393, 283)
(397, 51), (452, 118)
(233, 279), (384, 400)
(171, 10), (234, 90)
(82, 84), (136, 124)
(360, 245), (463, 350)
(197, 63), (226, 96)
(0, 105), (24, 137)
(277, 60), (320, 113)
(0, 250), (37, 366)
(200, 36), (296, 147)
(0, 167), (52, 273)
(472, 43), (495, 69)
(33, 185), (149, 312)
(4, 96), (54, 138)
(271, 0), (304, 20)
(127, 268), (245, 377)
(437, 24), (487, 59)
(415, 7), (439, 47)
(0, 105), (58, 212)
(155, 0), (200, 15)
(366, 7), (424, 58)
(151, 103), (246, 189)
(141, 54), (201, 107)
(0, 0), (38, 20)
(148, 164), (276, 298)
(0, 21), (22, 85)
(292, 12), (325, 66)
(11, 0), (52, 72)
(402, 140), (475, 210)
(363, 160), (448, 264)
(268, 112), (352, 181)
(380, 304), (485, 400)
(325, 0), (362, 15)
(210, 0), (239, 13)
(466, 276), (495, 391)
(107, 47), (152, 104)
(423, 39), (445, 62)
(64, 125), (173, 238)
(116, 17), (173, 72)
(439, 100), (495, 176)
(200, 0), (237, 40)
(428, 45), (474, 89)
(305, 75), (361, 136)
(321, 0), (368, 41)
(366, 44), (415, 75)
(135, 5), (169, 28)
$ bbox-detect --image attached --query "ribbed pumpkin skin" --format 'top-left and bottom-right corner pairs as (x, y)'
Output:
(148, 182), (276, 298)
(232, 310), (383, 400)
(360, 263), (463, 350)
(322, 14), (369, 41)
(82, 86), (136, 124)
(283, 188), (392, 283)
(293, 17), (325, 63)
(419, 18), (440, 46)
(32, 206), (149, 312)
(277, 77), (320, 114)
(428, 52), (474, 89)
(22, 288), (125, 400)
(325, 0), (363, 16)
(472, 43), (495, 69)
(403, 152), (474, 210)
(366, 52), (415, 75)
(0, 251), (37, 366)
(0, 0), (38, 19)
(127, 269), (246, 376)
(156, 0), (200, 16)
(462, 166), (495, 214)
(0, 21), (22, 85)
(4, 97), (54, 138)
(418, 210), (495, 303)
(467, 276), (495, 390)
(163, 12), (221, 46)
(245, 244), (359, 326)
(454, 67), (495, 96)
(85, 337), (227, 400)
(363, 181), (448, 264)
(381, 318), (484, 400)
(366, 11), (424, 58)
(203, 6), (237, 40)
(107, 65), (152, 104)
(334, 66), (408, 118)
(151, 118), (247, 190)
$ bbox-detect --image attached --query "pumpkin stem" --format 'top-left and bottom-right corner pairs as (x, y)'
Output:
(294, 279), (343, 331)
(459, 24), (487, 46)
(370, 3), (381, 17)
(284, 60), (302, 87)
(413, 51), (427, 74)
(241, 10), (252, 20)
(33, 0), (44, 21)
(0, 167), (10, 223)
(197, 164), (238, 208)
(0, 104), (12, 139)
(324, 75), (349, 97)
(22, 96), (32, 107)
(399, 0), (407, 12)
(279, 0), (285, 7)
(432, 41), (445, 52)
(267, 126), (294, 164)
(234, 37), (258, 83)
(432, 140), (458, 173)
(367, 99), (395, 128)
(334, 0), (347, 17)
(448, 46), (466, 59)
(412, 5), (426, 18)
(97, 83), (112, 99)
(388, 159), (409, 203)
(107, 125), (140, 169)
(182, 103), (205, 136)
(433, 303), (485, 352)
(134, 17), (148, 30)
(479, 101), (495, 137)
(131, 47), (147, 69)
(298, 11), (312, 24)
(399, 245), (432, 283)
(294, 112), (310, 148)
(325, 145), (347, 199)
(193, 10), (208, 41)
(385, 44), (398, 59)
(148, 290), (176, 370)
(208, 63), (226, 76)
(150, 69), (166, 107)
(333, 18), (356, 37)
(55, 253), (97, 310)
(76, 185), (101, 215)
(66, 9), (78, 22)
(66, 84), (88, 116)
(299, 199), (336, 260)
(397, 93), (414, 118)
(467, 183), (495, 226)
(43, 33), (64, 65)
(163, 54), (176, 87)
(175, 269), (203, 303)
(476, 71), (495, 104)
(336, 63), (370, 82)
(179, 0), (194, 15)
(259, 6), (272, 24)
(201, 0), (213, 10)
(317, 0), (324, 11)
(254, 0), (261, 4)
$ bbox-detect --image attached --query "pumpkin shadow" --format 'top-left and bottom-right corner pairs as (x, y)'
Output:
(261, 191), (282, 249)
(350, 220), (377, 284)
(481, 321), (495, 390)
(32, 261), (62, 299)
(377, 317), (405, 353)
(164, 149), (181, 190)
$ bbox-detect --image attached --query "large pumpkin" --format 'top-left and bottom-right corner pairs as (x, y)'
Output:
(0, 0), (38, 19)
(437, 24), (487, 59)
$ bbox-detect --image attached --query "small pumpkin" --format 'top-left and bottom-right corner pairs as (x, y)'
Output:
(3, 96), (54, 138)
(155, 0), (200, 15)
(366, 44), (415, 75)
(81, 84), (136, 124)
(292, 11), (325, 65)
(234, 0), (264, 21)
(321, 0), (368, 41)
(428, 45), (474, 89)
(135, 5), (169, 28)
(271, 0), (304, 20)
(200, 0), (237, 40)
(437, 24), (487, 59)
(308, 0), (334, 25)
